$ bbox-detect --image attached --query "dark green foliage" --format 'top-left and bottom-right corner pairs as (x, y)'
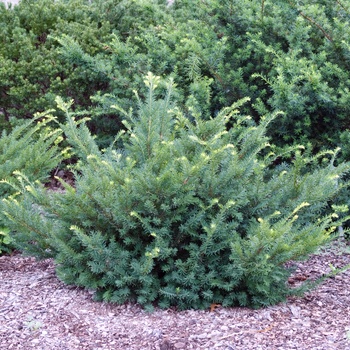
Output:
(54, 1), (227, 142)
(3, 75), (349, 308)
(166, 0), (350, 149)
(2, 0), (350, 153)
(0, 0), (111, 124)
(42, 0), (349, 153)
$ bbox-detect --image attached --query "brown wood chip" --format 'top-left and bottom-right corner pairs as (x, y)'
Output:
(1, 240), (350, 349)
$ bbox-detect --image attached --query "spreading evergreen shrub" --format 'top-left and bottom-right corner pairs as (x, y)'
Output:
(3, 74), (349, 309)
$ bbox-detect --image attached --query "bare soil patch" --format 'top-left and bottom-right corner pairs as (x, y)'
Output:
(1, 240), (350, 349)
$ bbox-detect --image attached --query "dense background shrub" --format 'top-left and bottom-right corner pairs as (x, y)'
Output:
(2, 0), (349, 153)
(0, 0), (112, 129)
(3, 75), (349, 309)
(47, 0), (350, 152)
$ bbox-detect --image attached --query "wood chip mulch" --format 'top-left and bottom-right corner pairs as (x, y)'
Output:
(1, 240), (350, 350)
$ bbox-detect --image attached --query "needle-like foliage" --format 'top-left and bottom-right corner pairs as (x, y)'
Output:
(3, 74), (350, 309)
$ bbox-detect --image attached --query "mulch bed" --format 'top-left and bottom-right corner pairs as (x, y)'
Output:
(0, 240), (350, 349)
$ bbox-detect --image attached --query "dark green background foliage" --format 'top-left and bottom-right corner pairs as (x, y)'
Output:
(1, 0), (350, 151)
(3, 77), (349, 309)
(0, 0), (112, 127)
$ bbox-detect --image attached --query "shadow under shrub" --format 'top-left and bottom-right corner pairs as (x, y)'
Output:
(3, 74), (350, 310)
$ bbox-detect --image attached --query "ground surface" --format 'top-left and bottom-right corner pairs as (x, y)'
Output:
(1, 240), (350, 349)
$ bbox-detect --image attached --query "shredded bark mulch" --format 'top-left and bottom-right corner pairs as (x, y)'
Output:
(1, 240), (350, 349)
